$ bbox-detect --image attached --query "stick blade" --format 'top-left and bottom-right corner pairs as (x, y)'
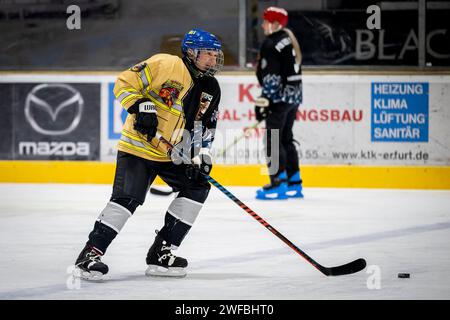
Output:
(149, 186), (173, 196)
(322, 258), (367, 276)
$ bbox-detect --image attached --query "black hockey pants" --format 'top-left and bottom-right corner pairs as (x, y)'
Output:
(264, 102), (300, 180)
(87, 151), (211, 253)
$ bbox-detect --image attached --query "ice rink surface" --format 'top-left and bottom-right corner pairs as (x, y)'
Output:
(0, 183), (449, 300)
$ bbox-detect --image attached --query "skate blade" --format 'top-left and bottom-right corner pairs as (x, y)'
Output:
(256, 193), (288, 200)
(73, 267), (104, 281)
(145, 265), (187, 278)
(286, 190), (304, 198)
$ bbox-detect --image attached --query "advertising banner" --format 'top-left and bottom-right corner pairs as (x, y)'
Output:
(102, 82), (126, 162)
(371, 82), (429, 142)
(12, 83), (101, 160)
(1, 74), (448, 166)
(0, 84), (14, 160)
(214, 75), (450, 166)
(287, 10), (450, 66)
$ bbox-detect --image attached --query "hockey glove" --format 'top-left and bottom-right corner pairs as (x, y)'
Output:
(129, 99), (158, 142)
(254, 96), (270, 121)
(186, 148), (213, 181)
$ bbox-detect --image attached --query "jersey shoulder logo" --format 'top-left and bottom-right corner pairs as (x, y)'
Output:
(274, 37), (292, 52)
(130, 62), (147, 72)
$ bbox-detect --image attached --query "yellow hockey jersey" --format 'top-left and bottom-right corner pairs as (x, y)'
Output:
(113, 54), (221, 162)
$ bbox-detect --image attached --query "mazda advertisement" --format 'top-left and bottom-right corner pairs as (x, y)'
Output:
(0, 83), (100, 160)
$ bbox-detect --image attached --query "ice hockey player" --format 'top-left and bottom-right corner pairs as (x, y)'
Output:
(74, 28), (223, 279)
(254, 6), (304, 200)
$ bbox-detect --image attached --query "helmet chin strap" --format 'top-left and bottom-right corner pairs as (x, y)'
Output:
(183, 55), (205, 78)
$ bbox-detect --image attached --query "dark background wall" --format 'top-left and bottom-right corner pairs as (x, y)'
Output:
(0, 0), (239, 70)
(0, 0), (449, 70)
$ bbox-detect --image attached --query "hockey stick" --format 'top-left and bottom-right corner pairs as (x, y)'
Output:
(156, 133), (366, 276)
(149, 121), (262, 196)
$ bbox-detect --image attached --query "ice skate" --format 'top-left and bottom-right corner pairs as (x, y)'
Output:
(74, 245), (109, 281)
(286, 171), (303, 198)
(145, 232), (188, 278)
(256, 172), (288, 200)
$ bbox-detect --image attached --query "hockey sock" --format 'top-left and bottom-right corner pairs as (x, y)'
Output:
(158, 211), (192, 247)
(87, 221), (118, 254)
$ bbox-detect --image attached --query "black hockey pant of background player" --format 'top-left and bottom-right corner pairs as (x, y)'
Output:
(86, 151), (211, 254)
(264, 102), (300, 180)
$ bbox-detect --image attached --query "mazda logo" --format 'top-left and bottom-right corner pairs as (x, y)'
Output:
(25, 84), (84, 136)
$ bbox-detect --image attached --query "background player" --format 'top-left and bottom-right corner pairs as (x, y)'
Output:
(254, 6), (304, 200)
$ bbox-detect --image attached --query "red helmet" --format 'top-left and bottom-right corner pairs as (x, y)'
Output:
(263, 6), (288, 27)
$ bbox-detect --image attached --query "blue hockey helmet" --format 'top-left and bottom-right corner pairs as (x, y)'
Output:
(181, 28), (224, 77)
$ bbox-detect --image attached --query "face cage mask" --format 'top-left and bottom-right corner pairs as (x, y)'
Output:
(187, 49), (224, 77)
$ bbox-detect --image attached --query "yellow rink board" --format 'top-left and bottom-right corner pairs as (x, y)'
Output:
(0, 161), (449, 190)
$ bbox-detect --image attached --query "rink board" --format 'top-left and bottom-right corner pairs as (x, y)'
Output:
(0, 72), (449, 189)
(0, 161), (449, 190)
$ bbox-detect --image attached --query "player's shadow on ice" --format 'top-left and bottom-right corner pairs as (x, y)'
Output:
(106, 272), (264, 282)
(184, 273), (265, 280)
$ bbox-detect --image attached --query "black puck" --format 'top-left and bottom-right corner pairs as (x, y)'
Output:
(398, 273), (410, 278)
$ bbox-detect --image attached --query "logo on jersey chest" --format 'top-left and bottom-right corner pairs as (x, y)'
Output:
(196, 92), (213, 120)
(159, 80), (183, 108)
